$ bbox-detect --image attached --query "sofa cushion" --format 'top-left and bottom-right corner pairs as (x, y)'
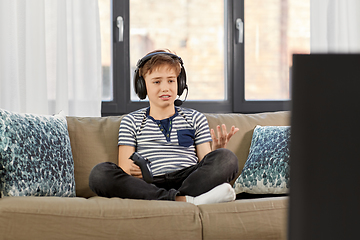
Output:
(66, 116), (123, 198)
(199, 197), (288, 240)
(0, 109), (75, 197)
(233, 125), (290, 194)
(0, 196), (202, 240)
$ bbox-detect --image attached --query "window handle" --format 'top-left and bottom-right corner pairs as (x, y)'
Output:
(236, 18), (243, 44)
(117, 16), (124, 42)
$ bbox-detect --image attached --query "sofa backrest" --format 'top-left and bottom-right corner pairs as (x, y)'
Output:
(66, 116), (123, 198)
(67, 111), (290, 198)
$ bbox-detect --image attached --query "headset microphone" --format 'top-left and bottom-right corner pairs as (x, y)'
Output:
(174, 86), (188, 106)
(174, 99), (183, 106)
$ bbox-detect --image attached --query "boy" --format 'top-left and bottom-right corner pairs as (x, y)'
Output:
(89, 50), (239, 205)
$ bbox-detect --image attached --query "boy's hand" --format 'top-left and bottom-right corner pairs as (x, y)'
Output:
(211, 124), (239, 150)
(130, 162), (143, 179)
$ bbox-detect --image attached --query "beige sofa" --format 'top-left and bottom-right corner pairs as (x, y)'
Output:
(0, 111), (290, 240)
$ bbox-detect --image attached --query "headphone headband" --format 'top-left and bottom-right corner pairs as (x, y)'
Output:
(134, 52), (187, 100)
(136, 52), (184, 69)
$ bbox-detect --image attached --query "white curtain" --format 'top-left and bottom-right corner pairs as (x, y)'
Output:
(311, 0), (360, 53)
(0, 0), (102, 116)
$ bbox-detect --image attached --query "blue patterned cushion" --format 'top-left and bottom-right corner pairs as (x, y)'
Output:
(0, 109), (75, 197)
(233, 125), (290, 194)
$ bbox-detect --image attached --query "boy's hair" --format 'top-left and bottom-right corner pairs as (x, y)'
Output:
(139, 49), (182, 78)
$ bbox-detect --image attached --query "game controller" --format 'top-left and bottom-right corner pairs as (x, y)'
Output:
(129, 152), (154, 183)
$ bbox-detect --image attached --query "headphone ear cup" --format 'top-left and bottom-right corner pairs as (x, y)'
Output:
(134, 69), (147, 99)
(177, 67), (187, 96)
(137, 77), (147, 100)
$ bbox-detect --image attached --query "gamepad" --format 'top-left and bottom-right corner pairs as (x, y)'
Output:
(129, 152), (154, 183)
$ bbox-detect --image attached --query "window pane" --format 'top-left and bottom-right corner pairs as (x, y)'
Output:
(130, 0), (225, 101)
(244, 0), (310, 100)
(99, 0), (113, 101)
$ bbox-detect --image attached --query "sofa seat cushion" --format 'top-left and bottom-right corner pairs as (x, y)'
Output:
(0, 196), (202, 240)
(198, 196), (288, 240)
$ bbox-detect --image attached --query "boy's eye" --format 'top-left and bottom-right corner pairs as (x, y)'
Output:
(153, 81), (160, 84)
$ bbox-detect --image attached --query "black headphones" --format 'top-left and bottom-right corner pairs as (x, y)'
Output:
(133, 52), (188, 100)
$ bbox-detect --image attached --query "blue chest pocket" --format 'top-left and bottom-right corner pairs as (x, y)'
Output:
(177, 129), (196, 147)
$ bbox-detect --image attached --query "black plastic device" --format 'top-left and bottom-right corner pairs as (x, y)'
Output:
(129, 152), (154, 183)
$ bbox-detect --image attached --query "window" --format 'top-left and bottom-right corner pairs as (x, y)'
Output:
(100, 0), (310, 116)
(233, 0), (310, 113)
(244, 0), (310, 101)
(129, 0), (226, 102)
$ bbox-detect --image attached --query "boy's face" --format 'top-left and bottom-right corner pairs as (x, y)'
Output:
(144, 64), (178, 109)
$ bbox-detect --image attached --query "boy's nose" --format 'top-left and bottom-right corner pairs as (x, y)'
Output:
(161, 82), (170, 91)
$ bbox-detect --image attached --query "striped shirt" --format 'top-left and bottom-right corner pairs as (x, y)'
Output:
(118, 107), (212, 176)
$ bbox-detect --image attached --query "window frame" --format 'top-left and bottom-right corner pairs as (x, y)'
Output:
(101, 0), (290, 116)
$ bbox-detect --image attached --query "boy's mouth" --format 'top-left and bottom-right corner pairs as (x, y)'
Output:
(160, 95), (171, 100)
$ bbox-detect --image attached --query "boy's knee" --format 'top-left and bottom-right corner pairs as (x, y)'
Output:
(89, 162), (110, 179)
(203, 148), (239, 178)
(214, 149), (239, 181)
(89, 162), (117, 193)
(213, 148), (238, 168)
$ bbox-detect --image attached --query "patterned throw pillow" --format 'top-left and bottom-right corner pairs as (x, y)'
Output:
(233, 125), (290, 194)
(0, 109), (76, 197)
